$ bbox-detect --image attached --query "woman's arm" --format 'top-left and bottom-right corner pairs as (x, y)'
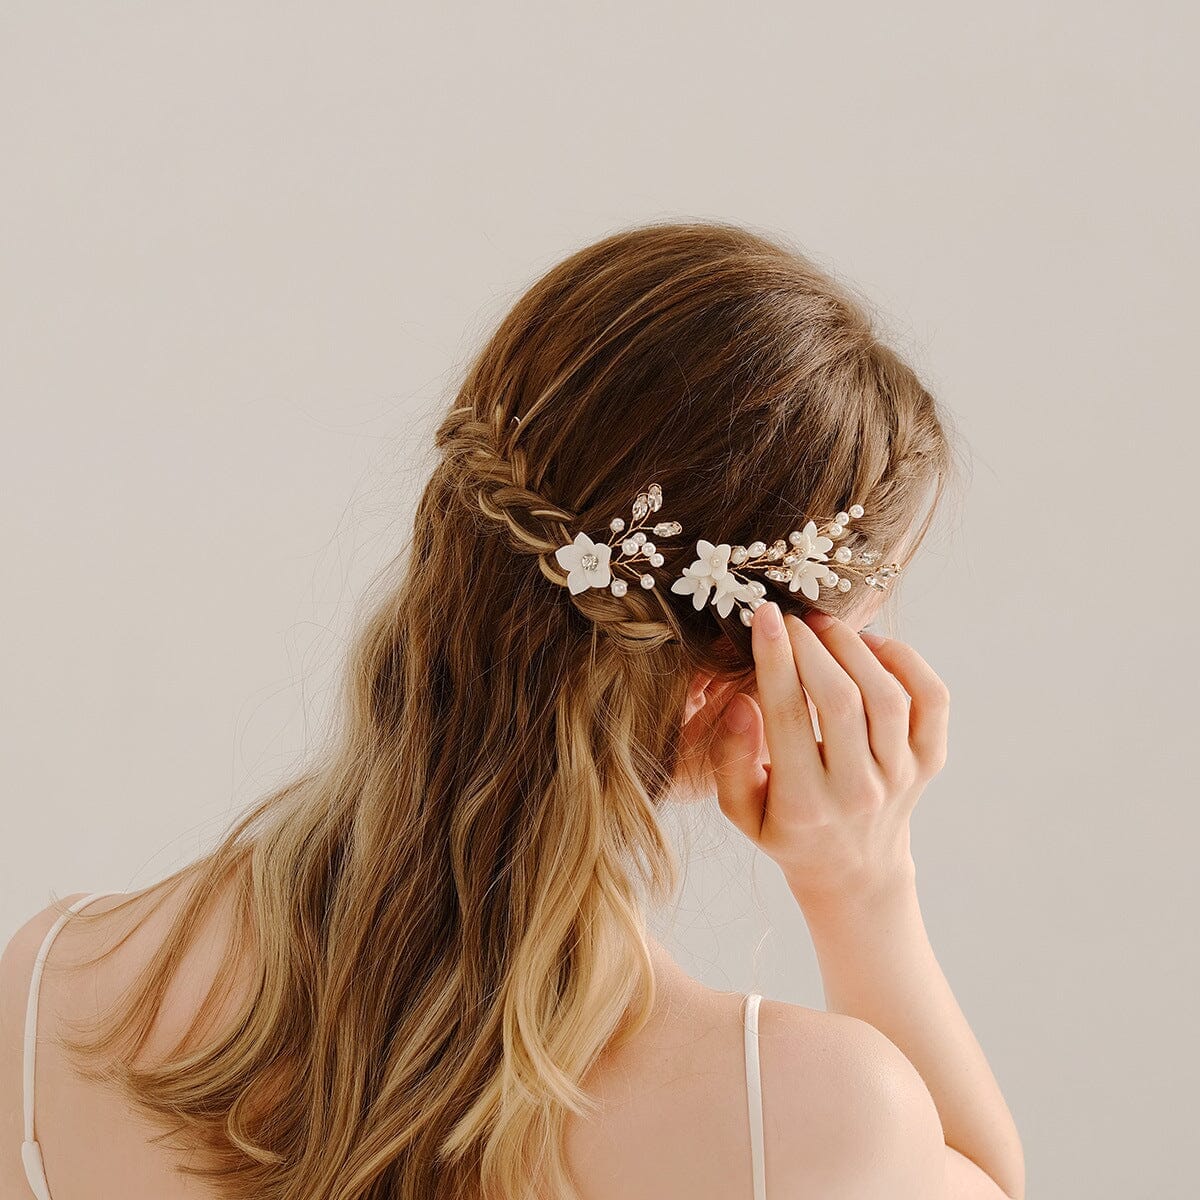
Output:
(709, 602), (1024, 1200)
(798, 876), (1025, 1199)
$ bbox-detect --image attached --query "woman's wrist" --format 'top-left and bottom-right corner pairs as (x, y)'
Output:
(784, 859), (920, 925)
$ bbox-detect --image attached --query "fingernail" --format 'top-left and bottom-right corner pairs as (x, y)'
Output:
(805, 610), (835, 631)
(757, 602), (784, 638)
(723, 696), (752, 734)
(860, 629), (886, 646)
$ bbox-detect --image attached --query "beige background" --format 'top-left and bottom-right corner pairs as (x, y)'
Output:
(3, 4), (1197, 1196)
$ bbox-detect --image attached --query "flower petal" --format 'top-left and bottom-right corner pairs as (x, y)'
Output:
(555, 542), (581, 571)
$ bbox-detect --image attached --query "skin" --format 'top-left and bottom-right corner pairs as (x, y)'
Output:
(0, 599), (1025, 1199)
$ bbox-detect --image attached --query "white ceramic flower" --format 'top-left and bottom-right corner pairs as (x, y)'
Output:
(714, 575), (762, 618)
(554, 532), (613, 594)
(788, 559), (834, 600)
(670, 539), (730, 610)
(787, 520), (835, 600)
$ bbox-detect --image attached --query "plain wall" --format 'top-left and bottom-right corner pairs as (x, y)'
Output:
(3, 4), (1197, 1196)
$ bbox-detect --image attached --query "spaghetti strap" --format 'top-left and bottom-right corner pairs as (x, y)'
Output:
(743, 991), (767, 1200)
(21, 891), (123, 1200)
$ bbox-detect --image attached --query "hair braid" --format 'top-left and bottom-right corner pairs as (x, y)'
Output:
(435, 401), (679, 651)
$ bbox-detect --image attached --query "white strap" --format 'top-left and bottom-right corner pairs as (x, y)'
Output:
(22, 891), (121, 1200)
(744, 992), (766, 1200)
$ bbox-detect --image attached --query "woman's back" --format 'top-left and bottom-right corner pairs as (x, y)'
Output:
(0, 881), (944, 1200)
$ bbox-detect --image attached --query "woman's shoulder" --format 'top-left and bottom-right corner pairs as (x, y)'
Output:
(753, 996), (946, 1197)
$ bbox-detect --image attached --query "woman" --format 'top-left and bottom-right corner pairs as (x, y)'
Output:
(0, 220), (1023, 1199)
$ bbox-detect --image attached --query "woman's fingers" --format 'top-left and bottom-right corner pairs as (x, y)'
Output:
(779, 612), (874, 780)
(796, 611), (914, 780)
(710, 693), (769, 840)
(750, 602), (823, 790)
(860, 635), (951, 780)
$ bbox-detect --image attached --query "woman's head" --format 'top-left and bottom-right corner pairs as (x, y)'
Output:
(414, 218), (955, 784)
(64, 220), (959, 1200)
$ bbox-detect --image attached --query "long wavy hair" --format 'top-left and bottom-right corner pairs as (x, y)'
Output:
(55, 219), (960, 1199)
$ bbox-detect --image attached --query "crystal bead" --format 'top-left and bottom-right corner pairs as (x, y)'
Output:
(581, 553), (599, 571)
(647, 483), (662, 511)
(611, 578), (628, 597)
(640, 573), (655, 588)
(730, 546), (748, 564)
(751, 582), (767, 597)
(748, 541), (766, 556)
(837, 578), (852, 593)
(632, 495), (650, 521)
(860, 550), (879, 564)
(849, 503), (864, 519)
(836, 511), (849, 525)
(653, 521), (681, 537)
(766, 545), (784, 560)
(740, 608), (754, 626)
(783, 552), (800, 565)
(610, 517), (626, 532)
(766, 566), (793, 581)
(650, 552), (664, 566)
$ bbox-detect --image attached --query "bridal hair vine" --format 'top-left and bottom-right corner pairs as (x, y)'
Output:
(552, 483), (682, 599)
(552, 482), (901, 626)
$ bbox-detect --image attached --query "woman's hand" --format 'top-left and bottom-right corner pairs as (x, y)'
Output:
(712, 601), (950, 909)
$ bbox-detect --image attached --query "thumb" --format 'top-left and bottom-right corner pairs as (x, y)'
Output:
(712, 694), (769, 842)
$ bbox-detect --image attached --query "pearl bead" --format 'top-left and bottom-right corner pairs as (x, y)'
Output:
(610, 517), (626, 532)
(642, 541), (655, 555)
(838, 578), (852, 592)
(836, 511), (849, 525)
(650, 552), (664, 566)
(740, 608), (754, 625)
(828, 524), (843, 537)
(640, 574), (654, 588)
(835, 546), (852, 563)
(849, 504), (864, 519)
(611, 578), (628, 596)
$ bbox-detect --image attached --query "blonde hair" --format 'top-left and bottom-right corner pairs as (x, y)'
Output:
(56, 219), (960, 1199)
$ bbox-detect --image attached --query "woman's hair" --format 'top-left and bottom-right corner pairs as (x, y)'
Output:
(56, 219), (960, 1200)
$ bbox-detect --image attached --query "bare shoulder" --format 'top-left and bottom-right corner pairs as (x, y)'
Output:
(0, 893), (108, 1192)
(757, 999), (946, 1199)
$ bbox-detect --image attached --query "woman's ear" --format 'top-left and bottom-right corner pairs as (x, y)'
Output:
(683, 670), (716, 726)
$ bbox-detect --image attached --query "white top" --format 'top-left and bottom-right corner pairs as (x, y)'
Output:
(20, 896), (769, 1200)
(21, 891), (121, 1200)
(744, 991), (767, 1200)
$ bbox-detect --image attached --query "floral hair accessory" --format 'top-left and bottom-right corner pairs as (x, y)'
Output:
(553, 482), (683, 597)
(670, 502), (900, 625)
